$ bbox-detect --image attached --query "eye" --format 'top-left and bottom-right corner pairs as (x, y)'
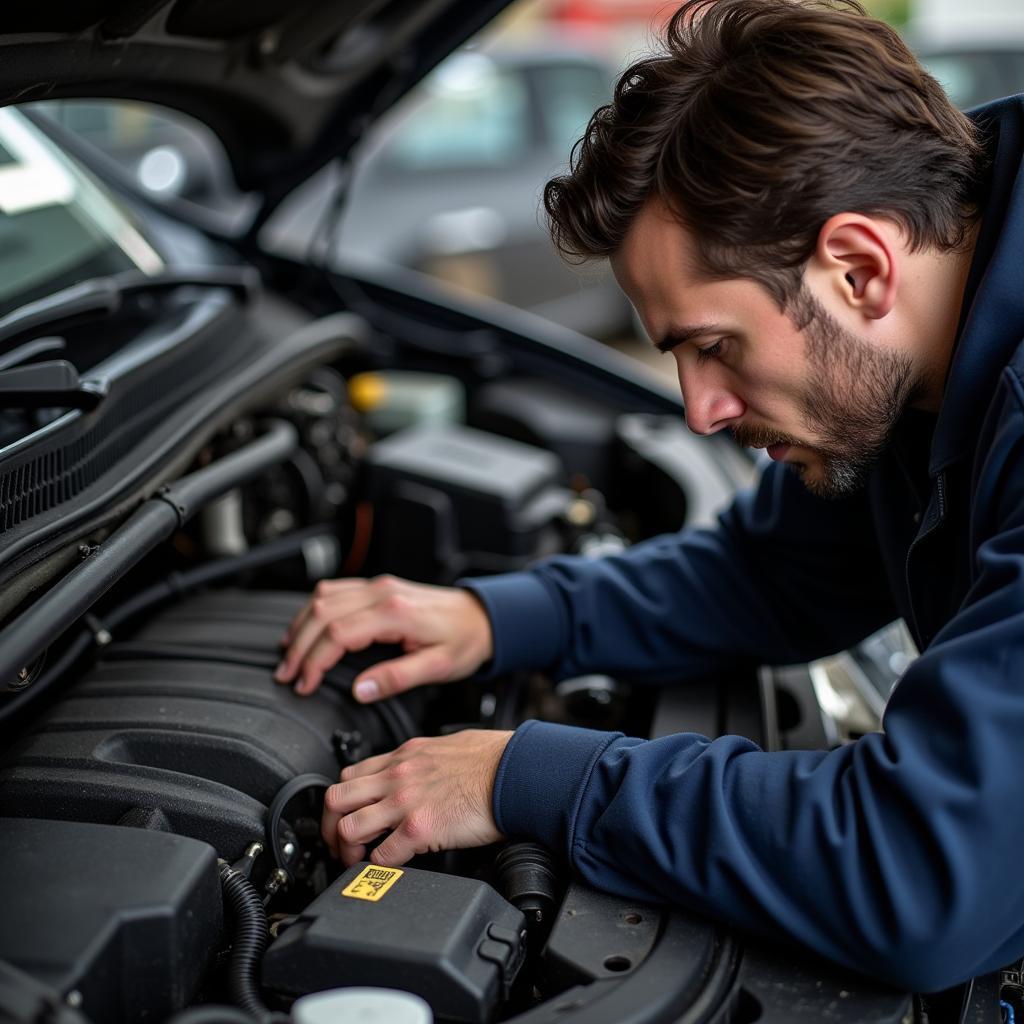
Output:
(695, 339), (725, 365)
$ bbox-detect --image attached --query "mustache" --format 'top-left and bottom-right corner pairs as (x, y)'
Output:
(730, 424), (806, 450)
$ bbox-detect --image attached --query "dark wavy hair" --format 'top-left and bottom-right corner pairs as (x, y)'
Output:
(544, 0), (985, 306)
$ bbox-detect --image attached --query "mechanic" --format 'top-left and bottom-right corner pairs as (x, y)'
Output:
(275, 0), (1024, 991)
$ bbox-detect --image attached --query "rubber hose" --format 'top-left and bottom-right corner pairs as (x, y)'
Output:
(218, 863), (272, 1020)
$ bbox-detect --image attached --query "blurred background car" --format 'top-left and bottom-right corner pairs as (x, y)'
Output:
(33, 36), (633, 341)
(905, 0), (1024, 108)
(282, 44), (633, 339)
(28, 0), (1024, 348)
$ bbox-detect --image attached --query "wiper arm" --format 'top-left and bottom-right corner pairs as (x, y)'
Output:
(0, 335), (67, 373)
(0, 359), (104, 411)
(0, 266), (260, 350)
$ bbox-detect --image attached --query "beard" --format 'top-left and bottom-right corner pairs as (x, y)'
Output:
(731, 286), (921, 498)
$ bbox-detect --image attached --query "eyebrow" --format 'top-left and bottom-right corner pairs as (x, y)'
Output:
(654, 323), (721, 354)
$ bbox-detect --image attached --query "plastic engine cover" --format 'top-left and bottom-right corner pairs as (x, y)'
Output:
(262, 861), (527, 1023)
(0, 817), (221, 1023)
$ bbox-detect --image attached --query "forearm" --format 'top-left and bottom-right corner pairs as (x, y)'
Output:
(494, 624), (1024, 992)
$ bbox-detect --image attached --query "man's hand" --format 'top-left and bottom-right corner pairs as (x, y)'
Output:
(321, 730), (513, 867)
(274, 575), (494, 700)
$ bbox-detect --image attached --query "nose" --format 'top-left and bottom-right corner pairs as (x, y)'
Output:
(678, 361), (746, 435)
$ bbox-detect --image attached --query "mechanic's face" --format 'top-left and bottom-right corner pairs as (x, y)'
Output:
(611, 201), (918, 497)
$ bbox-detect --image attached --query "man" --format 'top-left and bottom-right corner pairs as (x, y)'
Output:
(275, 0), (1024, 991)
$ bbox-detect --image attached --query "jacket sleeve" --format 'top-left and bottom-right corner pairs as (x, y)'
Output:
(463, 460), (898, 682)
(493, 395), (1024, 992)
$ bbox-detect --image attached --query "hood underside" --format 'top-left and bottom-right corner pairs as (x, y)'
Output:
(0, 0), (512, 205)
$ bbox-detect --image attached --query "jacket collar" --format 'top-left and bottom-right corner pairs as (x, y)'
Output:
(930, 95), (1024, 475)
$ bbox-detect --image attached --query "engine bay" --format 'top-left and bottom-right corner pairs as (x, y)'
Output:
(0, 277), (914, 1024)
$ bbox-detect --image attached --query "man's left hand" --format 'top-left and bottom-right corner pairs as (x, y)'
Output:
(321, 729), (514, 866)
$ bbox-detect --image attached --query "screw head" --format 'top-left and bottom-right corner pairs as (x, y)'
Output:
(282, 841), (297, 858)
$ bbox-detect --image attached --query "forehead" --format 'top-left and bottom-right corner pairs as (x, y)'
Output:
(609, 196), (783, 335)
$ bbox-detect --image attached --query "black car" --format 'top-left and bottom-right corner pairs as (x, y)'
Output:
(0, 3), (932, 1023)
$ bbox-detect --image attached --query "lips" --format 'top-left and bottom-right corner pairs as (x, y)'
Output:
(766, 443), (791, 461)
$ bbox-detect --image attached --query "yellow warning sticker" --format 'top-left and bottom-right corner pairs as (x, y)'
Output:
(341, 865), (404, 902)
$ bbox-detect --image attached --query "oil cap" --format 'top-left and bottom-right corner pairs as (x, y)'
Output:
(292, 987), (432, 1024)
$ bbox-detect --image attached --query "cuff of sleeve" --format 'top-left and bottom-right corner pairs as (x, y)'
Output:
(493, 719), (620, 857)
(459, 572), (564, 677)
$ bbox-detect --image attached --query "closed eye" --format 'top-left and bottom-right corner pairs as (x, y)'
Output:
(695, 339), (725, 365)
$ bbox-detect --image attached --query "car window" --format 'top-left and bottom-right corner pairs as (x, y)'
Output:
(0, 108), (163, 318)
(382, 55), (532, 172)
(918, 51), (1012, 108)
(533, 63), (609, 153)
(30, 99), (242, 208)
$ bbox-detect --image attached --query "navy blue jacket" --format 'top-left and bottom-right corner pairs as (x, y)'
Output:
(464, 96), (1024, 991)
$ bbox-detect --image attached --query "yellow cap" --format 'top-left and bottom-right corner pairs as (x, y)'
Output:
(348, 372), (388, 412)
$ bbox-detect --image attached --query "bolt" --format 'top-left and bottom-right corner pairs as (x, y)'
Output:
(282, 841), (297, 858)
(245, 841), (265, 859)
(264, 867), (289, 897)
(66, 990), (83, 1008)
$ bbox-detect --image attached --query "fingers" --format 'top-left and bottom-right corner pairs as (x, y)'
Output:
(321, 771), (407, 860)
(339, 841), (367, 868)
(371, 811), (432, 867)
(351, 646), (455, 703)
(276, 577), (415, 696)
(276, 589), (380, 693)
(281, 579), (356, 646)
(321, 772), (387, 856)
(319, 732), (508, 868)
(276, 587), (367, 687)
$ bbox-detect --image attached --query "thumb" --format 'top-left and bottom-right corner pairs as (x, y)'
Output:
(352, 646), (455, 703)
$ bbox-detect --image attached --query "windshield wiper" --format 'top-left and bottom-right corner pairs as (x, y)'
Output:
(0, 266), (260, 350)
(0, 359), (104, 411)
(0, 335), (67, 373)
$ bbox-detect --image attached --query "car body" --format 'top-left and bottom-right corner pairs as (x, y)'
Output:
(0, 3), (929, 1023)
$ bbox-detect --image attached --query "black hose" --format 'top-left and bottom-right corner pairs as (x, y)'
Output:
(0, 527), (334, 730)
(218, 863), (274, 1022)
(265, 773), (335, 879)
(0, 420), (298, 693)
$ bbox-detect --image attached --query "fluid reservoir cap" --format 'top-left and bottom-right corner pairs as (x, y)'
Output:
(348, 372), (388, 412)
(291, 987), (433, 1024)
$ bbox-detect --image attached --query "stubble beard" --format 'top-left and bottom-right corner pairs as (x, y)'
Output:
(732, 286), (920, 499)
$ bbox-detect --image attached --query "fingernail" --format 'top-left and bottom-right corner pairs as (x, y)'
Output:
(353, 679), (380, 703)
(274, 662), (288, 682)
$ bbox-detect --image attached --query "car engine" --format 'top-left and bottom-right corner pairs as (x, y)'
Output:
(0, 276), (914, 1024)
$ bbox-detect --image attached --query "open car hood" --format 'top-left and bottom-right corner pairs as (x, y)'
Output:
(0, 0), (512, 211)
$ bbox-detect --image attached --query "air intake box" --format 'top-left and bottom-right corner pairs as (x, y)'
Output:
(361, 424), (569, 581)
(262, 861), (527, 1023)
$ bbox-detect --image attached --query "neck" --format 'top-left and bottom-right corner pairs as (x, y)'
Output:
(908, 221), (980, 413)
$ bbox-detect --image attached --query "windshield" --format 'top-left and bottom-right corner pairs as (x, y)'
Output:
(0, 108), (163, 319)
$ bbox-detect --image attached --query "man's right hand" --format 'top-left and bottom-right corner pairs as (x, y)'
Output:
(273, 576), (494, 701)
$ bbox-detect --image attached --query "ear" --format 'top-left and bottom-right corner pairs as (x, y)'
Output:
(811, 214), (899, 320)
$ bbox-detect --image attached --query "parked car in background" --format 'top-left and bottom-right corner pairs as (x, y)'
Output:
(272, 42), (635, 339)
(906, 0), (1024, 109)
(33, 42), (634, 341)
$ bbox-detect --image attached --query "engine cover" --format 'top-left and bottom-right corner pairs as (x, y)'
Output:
(0, 590), (387, 860)
(0, 817), (221, 1024)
